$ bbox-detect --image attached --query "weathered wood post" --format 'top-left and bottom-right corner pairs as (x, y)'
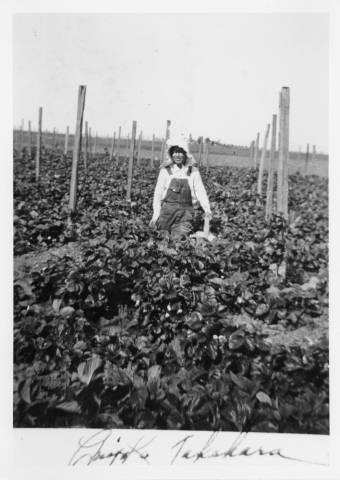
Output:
(249, 140), (255, 164)
(205, 139), (210, 173)
(160, 136), (165, 163)
(110, 131), (115, 161)
(69, 85), (86, 213)
(257, 123), (271, 198)
(277, 87), (290, 219)
(126, 134), (130, 159)
(198, 139), (203, 166)
(28, 120), (32, 158)
(312, 145), (316, 163)
(160, 120), (171, 162)
(151, 134), (155, 166)
(304, 143), (310, 176)
(93, 132), (97, 157)
(52, 127), (57, 150)
(137, 131), (143, 165)
(88, 127), (92, 160)
(84, 121), (89, 172)
(20, 119), (25, 151)
(188, 135), (191, 156)
(35, 109), (42, 181)
(126, 121), (137, 202)
(265, 114), (277, 220)
(117, 126), (121, 160)
(64, 126), (69, 156)
(254, 132), (260, 168)
(19, 120), (24, 158)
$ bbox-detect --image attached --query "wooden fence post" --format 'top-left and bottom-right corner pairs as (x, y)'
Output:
(304, 143), (310, 176)
(198, 140), (203, 167)
(166, 120), (171, 151)
(160, 120), (171, 162)
(64, 126), (69, 156)
(84, 121), (89, 172)
(52, 128), (56, 149)
(88, 127), (92, 160)
(21, 119), (25, 151)
(126, 134), (130, 159)
(205, 139), (210, 173)
(249, 140), (255, 164)
(35, 108), (42, 181)
(254, 132), (260, 168)
(110, 131), (115, 161)
(19, 120), (24, 158)
(312, 145), (316, 163)
(277, 87), (290, 219)
(93, 132), (97, 157)
(69, 85), (86, 213)
(137, 131), (143, 165)
(277, 92), (283, 211)
(43, 129), (47, 151)
(160, 137), (165, 163)
(126, 121), (137, 202)
(151, 134), (155, 166)
(265, 114), (277, 220)
(257, 123), (271, 197)
(28, 120), (32, 158)
(117, 126), (121, 160)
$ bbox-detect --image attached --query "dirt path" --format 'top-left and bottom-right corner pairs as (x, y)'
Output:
(14, 237), (106, 279)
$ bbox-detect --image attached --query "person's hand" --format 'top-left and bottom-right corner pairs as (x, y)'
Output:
(149, 216), (158, 228)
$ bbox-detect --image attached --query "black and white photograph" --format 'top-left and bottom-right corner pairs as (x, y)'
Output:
(2, 0), (340, 478)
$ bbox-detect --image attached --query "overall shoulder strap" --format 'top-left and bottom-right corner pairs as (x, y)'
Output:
(187, 165), (193, 176)
(165, 165), (172, 175)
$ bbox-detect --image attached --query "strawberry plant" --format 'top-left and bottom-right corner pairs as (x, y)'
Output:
(13, 154), (328, 432)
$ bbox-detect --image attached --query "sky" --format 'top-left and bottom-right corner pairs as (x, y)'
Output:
(13, 12), (329, 152)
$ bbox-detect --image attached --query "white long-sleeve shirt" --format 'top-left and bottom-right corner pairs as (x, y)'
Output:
(152, 163), (211, 219)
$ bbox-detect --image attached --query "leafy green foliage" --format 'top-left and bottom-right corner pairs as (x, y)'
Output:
(13, 154), (328, 432)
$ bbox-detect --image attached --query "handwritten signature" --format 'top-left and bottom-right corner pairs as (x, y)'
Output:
(69, 430), (155, 466)
(69, 429), (327, 466)
(170, 431), (325, 465)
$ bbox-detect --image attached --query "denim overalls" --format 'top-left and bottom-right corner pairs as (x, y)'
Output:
(157, 166), (194, 238)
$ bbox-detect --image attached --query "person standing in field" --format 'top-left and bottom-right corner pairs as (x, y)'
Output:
(149, 135), (212, 239)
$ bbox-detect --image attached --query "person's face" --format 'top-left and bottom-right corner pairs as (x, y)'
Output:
(172, 149), (186, 166)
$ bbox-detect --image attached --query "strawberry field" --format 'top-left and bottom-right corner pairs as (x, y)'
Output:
(13, 152), (329, 433)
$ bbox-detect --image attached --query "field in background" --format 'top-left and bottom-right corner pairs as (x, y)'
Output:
(13, 130), (329, 178)
(202, 154), (328, 177)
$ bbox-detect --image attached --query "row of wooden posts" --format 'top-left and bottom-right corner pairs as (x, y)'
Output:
(20, 96), (212, 216)
(249, 87), (290, 220)
(30, 87), (175, 213)
(15, 118), (211, 167)
(70, 95), (198, 211)
(15, 121), (132, 160)
(249, 86), (317, 221)
(19, 84), (310, 222)
(250, 135), (317, 175)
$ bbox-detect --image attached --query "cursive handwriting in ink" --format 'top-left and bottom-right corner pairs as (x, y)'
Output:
(171, 432), (327, 465)
(69, 429), (155, 466)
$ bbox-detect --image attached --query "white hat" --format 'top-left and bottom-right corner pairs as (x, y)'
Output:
(166, 134), (189, 153)
(159, 131), (197, 168)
